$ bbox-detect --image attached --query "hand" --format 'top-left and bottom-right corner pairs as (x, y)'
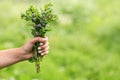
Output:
(20, 37), (49, 60)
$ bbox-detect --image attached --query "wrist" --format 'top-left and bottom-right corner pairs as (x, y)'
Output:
(17, 47), (33, 61)
(14, 48), (26, 61)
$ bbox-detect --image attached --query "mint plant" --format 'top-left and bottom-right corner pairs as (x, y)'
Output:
(21, 3), (57, 73)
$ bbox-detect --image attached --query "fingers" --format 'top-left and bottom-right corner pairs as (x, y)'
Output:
(30, 37), (48, 44)
(40, 42), (49, 49)
(38, 42), (49, 56)
(29, 37), (49, 56)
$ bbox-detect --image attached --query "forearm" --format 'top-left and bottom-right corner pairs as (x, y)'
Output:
(0, 48), (27, 69)
(0, 37), (48, 69)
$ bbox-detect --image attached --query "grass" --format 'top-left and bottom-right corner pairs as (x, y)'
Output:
(0, 0), (120, 80)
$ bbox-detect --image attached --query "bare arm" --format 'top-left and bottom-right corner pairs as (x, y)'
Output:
(0, 48), (25, 69)
(0, 37), (49, 69)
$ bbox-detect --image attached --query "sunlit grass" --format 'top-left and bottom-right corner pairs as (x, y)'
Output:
(0, 0), (120, 80)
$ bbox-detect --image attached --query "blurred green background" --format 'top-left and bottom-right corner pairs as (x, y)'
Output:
(0, 0), (120, 80)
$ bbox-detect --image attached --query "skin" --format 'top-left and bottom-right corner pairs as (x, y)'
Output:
(0, 37), (49, 69)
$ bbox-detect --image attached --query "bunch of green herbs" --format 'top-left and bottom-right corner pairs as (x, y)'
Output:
(21, 3), (57, 73)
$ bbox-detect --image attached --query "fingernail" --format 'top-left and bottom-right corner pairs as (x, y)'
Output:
(38, 47), (41, 50)
(40, 43), (43, 46)
(38, 51), (42, 53)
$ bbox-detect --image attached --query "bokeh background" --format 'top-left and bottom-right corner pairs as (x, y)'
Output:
(0, 0), (120, 80)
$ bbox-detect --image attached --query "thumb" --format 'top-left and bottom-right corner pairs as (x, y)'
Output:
(30, 37), (48, 44)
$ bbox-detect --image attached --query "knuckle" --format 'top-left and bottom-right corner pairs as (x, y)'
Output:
(45, 51), (49, 54)
(47, 42), (49, 45)
(45, 37), (48, 40)
(47, 46), (49, 49)
(45, 42), (49, 45)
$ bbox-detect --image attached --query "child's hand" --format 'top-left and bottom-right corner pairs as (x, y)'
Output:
(20, 37), (49, 60)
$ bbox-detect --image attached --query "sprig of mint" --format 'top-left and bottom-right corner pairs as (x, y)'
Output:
(21, 3), (57, 73)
